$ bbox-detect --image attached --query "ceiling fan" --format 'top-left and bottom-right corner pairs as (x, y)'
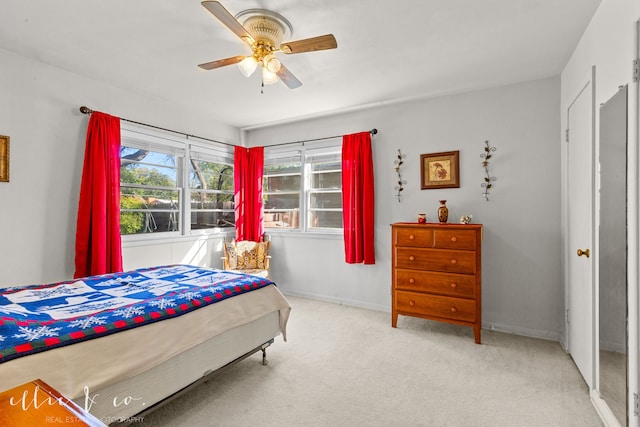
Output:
(198, 1), (337, 89)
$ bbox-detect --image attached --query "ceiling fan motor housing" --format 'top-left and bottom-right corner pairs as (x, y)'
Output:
(235, 9), (293, 48)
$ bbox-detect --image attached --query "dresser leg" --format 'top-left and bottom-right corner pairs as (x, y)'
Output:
(392, 312), (398, 328)
(473, 325), (481, 344)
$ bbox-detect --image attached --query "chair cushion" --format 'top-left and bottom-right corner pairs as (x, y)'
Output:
(233, 240), (269, 270)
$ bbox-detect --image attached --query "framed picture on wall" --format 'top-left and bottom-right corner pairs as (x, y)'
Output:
(0, 135), (8, 183)
(420, 150), (459, 189)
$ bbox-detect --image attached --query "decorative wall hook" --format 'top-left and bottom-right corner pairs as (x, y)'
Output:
(480, 140), (496, 201)
(394, 149), (407, 202)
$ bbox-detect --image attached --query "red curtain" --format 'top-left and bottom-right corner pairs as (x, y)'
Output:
(74, 112), (123, 278)
(234, 146), (264, 242)
(342, 132), (375, 264)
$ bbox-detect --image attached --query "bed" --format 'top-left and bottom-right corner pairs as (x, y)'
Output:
(0, 264), (291, 425)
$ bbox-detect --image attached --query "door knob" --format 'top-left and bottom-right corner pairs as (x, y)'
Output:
(576, 248), (590, 258)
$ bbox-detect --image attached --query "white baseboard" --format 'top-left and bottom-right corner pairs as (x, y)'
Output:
(590, 389), (623, 427)
(280, 289), (562, 343)
(482, 321), (561, 342)
(279, 289), (389, 313)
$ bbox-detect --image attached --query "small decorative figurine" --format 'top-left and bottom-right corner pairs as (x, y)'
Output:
(460, 214), (472, 224)
(418, 213), (426, 224)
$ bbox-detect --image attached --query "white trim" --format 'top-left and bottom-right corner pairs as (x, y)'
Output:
(591, 389), (623, 427)
(627, 19), (640, 426)
(483, 321), (561, 343)
(279, 289), (388, 313)
(266, 230), (342, 240)
(121, 232), (230, 248)
(121, 122), (188, 151)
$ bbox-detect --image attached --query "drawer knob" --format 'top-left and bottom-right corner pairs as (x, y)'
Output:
(450, 259), (457, 264)
(409, 256), (415, 261)
(409, 234), (415, 240)
(451, 237), (457, 242)
(450, 282), (457, 288)
(409, 278), (415, 284)
(450, 307), (457, 313)
(409, 300), (415, 307)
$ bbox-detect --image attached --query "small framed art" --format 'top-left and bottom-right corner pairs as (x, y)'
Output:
(420, 150), (459, 189)
(0, 135), (9, 182)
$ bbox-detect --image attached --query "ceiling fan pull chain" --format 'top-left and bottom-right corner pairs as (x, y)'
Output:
(261, 75), (265, 94)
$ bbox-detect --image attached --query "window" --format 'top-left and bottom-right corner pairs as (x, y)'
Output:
(263, 139), (343, 233)
(306, 147), (343, 230)
(189, 146), (235, 230)
(263, 148), (302, 230)
(120, 146), (182, 235)
(120, 124), (234, 237)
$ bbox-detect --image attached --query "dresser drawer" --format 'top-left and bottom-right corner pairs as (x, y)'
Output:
(394, 269), (476, 298)
(394, 226), (433, 247)
(433, 229), (477, 250)
(394, 248), (476, 274)
(395, 290), (476, 322)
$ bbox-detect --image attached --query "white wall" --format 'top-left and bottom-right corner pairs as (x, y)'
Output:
(0, 48), (239, 286)
(560, 0), (640, 423)
(246, 76), (564, 340)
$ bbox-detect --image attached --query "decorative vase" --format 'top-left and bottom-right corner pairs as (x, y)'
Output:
(418, 213), (426, 224)
(438, 200), (449, 223)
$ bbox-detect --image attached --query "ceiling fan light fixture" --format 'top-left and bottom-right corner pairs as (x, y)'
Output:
(262, 67), (278, 85)
(238, 56), (258, 77)
(263, 54), (281, 73)
(200, 2), (337, 90)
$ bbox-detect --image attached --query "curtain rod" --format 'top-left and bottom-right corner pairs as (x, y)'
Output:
(78, 106), (235, 148)
(265, 128), (378, 148)
(79, 106), (377, 149)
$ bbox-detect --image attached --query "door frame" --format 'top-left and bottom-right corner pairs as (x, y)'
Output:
(627, 19), (640, 427)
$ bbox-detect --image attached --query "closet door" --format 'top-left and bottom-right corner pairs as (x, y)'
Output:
(566, 67), (596, 388)
(598, 84), (628, 426)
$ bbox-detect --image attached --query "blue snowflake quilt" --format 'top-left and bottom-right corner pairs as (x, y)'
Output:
(0, 264), (274, 363)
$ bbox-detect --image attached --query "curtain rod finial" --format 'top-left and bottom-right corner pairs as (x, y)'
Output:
(79, 106), (93, 115)
(370, 128), (378, 135)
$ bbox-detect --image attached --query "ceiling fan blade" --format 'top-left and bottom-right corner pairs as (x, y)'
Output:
(198, 55), (245, 70)
(280, 34), (337, 54)
(201, 1), (255, 45)
(276, 65), (302, 89)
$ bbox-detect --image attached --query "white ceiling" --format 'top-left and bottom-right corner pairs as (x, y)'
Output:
(0, 1), (601, 130)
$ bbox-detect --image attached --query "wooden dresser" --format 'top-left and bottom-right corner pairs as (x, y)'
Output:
(391, 222), (483, 343)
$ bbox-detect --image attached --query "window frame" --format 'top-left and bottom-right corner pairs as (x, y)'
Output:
(263, 146), (303, 232)
(188, 142), (235, 234)
(120, 123), (235, 242)
(263, 138), (343, 236)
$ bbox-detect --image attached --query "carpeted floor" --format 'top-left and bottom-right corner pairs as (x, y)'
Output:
(138, 296), (603, 426)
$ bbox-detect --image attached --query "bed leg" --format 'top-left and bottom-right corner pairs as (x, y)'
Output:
(259, 339), (273, 366)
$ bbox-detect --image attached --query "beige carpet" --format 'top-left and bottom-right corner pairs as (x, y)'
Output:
(139, 296), (603, 426)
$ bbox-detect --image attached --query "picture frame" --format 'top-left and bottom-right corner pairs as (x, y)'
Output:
(0, 135), (8, 183)
(420, 150), (460, 189)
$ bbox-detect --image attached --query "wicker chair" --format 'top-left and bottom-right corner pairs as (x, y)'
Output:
(222, 238), (271, 278)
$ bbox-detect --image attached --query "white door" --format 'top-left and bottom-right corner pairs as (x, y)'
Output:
(566, 69), (595, 388)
